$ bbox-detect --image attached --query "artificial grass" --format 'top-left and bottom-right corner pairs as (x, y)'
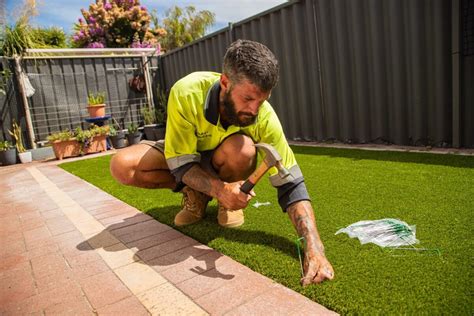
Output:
(59, 146), (474, 315)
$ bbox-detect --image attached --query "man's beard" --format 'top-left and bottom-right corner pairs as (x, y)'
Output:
(222, 89), (257, 127)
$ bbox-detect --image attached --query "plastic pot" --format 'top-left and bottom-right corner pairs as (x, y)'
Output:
(0, 148), (17, 165)
(110, 130), (127, 149)
(127, 132), (142, 145)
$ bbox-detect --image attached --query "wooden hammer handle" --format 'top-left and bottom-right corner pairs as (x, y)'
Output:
(240, 162), (269, 194)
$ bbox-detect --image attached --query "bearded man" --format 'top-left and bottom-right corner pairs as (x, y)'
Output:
(110, 39), (334, 285)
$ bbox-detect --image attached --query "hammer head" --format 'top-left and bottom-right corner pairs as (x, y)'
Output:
(255, 143), (290, 179)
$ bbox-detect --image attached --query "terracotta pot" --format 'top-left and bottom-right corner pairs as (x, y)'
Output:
(84, 135), (107, 154)
(52, 140), (81, 160)
(87, 104), (106, 118)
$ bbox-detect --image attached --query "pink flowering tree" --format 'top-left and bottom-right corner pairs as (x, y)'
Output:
(72, 0), (166, 49)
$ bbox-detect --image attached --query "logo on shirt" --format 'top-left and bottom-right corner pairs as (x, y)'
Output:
(196, 131), (211, 138)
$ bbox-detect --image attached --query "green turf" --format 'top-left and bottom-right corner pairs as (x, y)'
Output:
(59, 146), (474, 315)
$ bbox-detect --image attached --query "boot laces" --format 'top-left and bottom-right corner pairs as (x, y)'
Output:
(181, 187), (208, 215)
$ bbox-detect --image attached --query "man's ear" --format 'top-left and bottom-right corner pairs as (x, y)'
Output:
(220, 74), (230, 92)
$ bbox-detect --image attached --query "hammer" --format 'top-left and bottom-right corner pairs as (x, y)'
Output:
(240, 143), (290, 194)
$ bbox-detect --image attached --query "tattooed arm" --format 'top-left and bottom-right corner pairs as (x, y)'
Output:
(287, 200), (334, 286)
(182, 164), (252, 210)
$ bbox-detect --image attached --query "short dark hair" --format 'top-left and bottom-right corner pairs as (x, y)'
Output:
(222, 39), (279, 92)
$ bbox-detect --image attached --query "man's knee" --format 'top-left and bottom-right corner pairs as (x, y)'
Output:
(213, 134), (257, 175)
(110, 150), (136, 185)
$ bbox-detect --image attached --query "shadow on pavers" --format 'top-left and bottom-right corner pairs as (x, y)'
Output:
(76, 213), (236, 280)
(145, 204), (299, 262)
(75, 206), (299, 281)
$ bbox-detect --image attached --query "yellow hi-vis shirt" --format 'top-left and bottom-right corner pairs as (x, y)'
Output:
(164, 71), (303, 188)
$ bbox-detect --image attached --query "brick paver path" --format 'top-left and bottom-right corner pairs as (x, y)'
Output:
(0, 159), (336, 315)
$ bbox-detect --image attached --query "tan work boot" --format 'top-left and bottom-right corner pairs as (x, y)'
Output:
(174, 187), (211, 226)
(217, 203), (244, 228)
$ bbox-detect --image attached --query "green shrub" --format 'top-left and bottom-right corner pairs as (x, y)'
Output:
(87, 92), (106, 105)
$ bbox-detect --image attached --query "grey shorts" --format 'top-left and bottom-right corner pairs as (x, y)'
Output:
(140, 140), (217, 176)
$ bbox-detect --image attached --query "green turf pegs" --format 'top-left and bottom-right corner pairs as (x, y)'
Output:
(295, 236), (306, 277)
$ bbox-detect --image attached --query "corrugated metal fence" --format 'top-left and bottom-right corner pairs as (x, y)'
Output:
(159, 0), (472, 148)
(1, 0), (472, 148)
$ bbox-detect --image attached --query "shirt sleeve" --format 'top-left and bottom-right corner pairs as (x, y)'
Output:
(253, 102), (311, 211)
(164, 87), (201, 172)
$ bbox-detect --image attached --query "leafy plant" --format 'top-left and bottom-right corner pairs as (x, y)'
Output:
(109, 125), (117, 137)
(87, 92), (106, 106)
(128, 123), (138, 134)
(90, 124), (109, 137)
(140, 106), (156, 125)
(75, 127), (93, 148)
(47, 125), (108, 146)
(0, 140), (14, 151)
(30, 27), (67, 48)
(46, 129), (75, 142)
(156, 5), (215, 52)
(156, 109), (166, 125)
(8, 121), (26, 153)
(1, 18), (38, 57)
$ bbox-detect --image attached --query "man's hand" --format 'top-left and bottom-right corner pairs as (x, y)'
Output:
(182, 165), (255, 210)
(217, 181), (255, 210)
(301, 251), (334, 286)
(287, 200), (335, 286)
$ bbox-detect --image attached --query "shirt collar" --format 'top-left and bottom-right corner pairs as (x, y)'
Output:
(204, 80), (220, 125)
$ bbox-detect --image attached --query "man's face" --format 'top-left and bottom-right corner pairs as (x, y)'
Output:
(221, 78), (271, 127)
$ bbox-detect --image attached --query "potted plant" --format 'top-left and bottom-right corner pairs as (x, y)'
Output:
(127, 123), (141, 145)
(108, 125), (127, 149)
(9, 121), (31, 163)
(47, 125), (109, 160)
(154, 86), (168, 140)
(0, 140), (17, 166)
(153, 108), (166, 140)
(47, 129), (80, 160)
(76, 125), (109, 154)
(141, 106), (157, 140)
(86, 92), (106, 118)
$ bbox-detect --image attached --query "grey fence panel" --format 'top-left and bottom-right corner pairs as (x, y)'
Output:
(21, 56), (150, 141)
(159, 0), (471, 147)
(464, 55), (474, 147)
(0, 61), (22, 142)
(462, 0), (474, 148)
(159, 30), (230, 92)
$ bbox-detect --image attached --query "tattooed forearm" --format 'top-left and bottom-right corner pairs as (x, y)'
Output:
(182, 164), (222, 197)
(287, 201), (325, 255)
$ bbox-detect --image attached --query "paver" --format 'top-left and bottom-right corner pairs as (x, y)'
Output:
(0, 160), (336, 315)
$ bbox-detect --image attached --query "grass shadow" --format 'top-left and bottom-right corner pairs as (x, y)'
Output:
(290, 145), (474, 169)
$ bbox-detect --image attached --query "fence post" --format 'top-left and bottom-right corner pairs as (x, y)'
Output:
(13, 57), (36, 149)
(452, 0), (461, 148)
(142, 53), (154, 111)
(228, 22), (234, 44)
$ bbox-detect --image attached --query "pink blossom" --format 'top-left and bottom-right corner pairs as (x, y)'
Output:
(104, 2), (112, 10)
(87, 42), (105, 48)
